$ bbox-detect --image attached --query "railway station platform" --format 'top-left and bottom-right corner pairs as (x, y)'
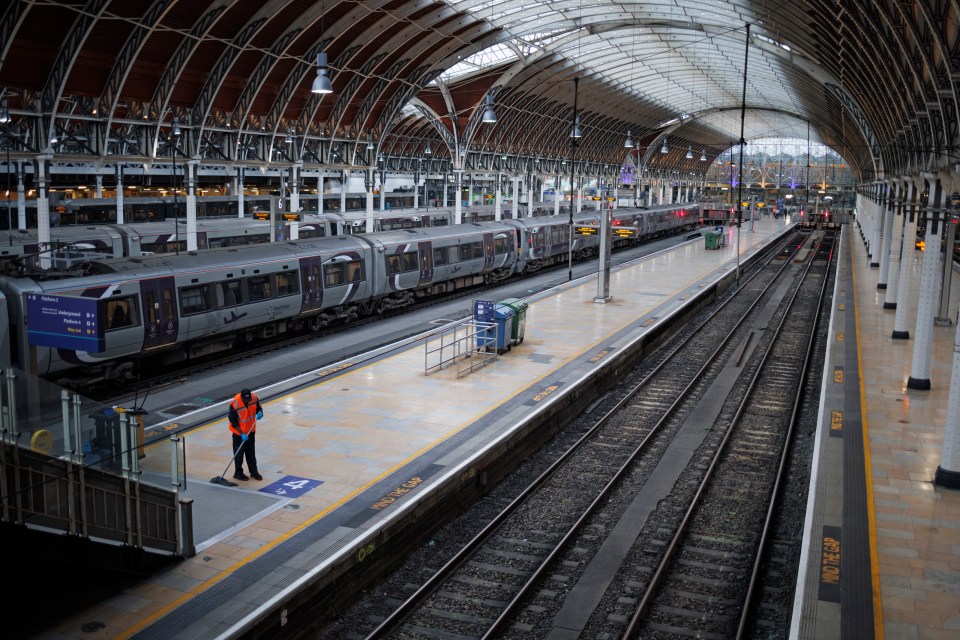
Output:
(793, 228), (960, 640)
(36, 217), (794, 640)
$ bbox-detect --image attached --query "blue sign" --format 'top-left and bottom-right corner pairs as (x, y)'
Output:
(474, 299), (495, 322)
(260, 475), (323, 498)
(27, 293), (104, 352)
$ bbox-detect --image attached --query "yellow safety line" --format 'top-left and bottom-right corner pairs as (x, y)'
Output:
(849, 229), (885, 640)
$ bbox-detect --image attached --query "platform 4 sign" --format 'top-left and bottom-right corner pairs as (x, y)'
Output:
(260, 475), (324, 497)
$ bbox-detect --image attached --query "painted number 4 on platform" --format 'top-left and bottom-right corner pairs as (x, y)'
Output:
(260, 475), (323, 497)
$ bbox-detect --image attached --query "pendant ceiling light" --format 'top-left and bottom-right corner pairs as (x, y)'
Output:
(624, 130), (634, 148)
(481, 93), (497, 123)
(660, 136), (668, 154)
(311, 52), (333, 94)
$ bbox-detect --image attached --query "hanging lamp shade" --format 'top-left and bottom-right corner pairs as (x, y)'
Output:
(425, 143), (432, 155)
(0, 98), (9, 124)
(624, 130), (634, 148)
(660, 137), (668, 154)
(311, 52), (333, 94)
(285, 128), (294, 144)
(700, 149), (707, 162)
(686, 145), (693, 159)
(481, 93), (497, 123)
(366, 133), (374, 150)
(172, 116), (181, 137)
(570, 115), (582, 138)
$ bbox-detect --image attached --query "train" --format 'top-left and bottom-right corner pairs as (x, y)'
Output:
(0, 202), (574, 272)
(7, 192), (566, 229)
(799, 210), (839, 231)
(0, 204), (699, 387)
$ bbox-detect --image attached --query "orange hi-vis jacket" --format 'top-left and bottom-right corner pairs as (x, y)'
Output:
(228, 392), (259, 436)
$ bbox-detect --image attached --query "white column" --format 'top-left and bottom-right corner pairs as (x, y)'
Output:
(115, 168), (124, 224)
(893, 179), (919, 338)
(318, 173), (323, 216)
(883, 180), (905, 309)
(907, 177), (943, 389)
(36, 155), (52, 269)
(613, 186), (619, 209)
(527, 175), (534, 217)
(512, 175), (519, 219)
(16, 167), (26, 229)
(290, 164), (300, 213)
(554, 176), (560, 216)
(379, 178), (385, 211)
(494, 173), (502, 221)
(236, 168), (245, 218)
(95, 174), (103, 199)
(442, 176), (448, 208)
(877, 182), (895, 284)
(185, 161), (198, 251)
(288, 165), (300, 241)
(365, 169), (375, 233)
(870, 185), (883, 266)
(935, 308), (960, 487)
(454, 171), (463, 224)
(340, 170), (347, 215)
(413, 173), (420, 210)
(576, 181), (583, 214)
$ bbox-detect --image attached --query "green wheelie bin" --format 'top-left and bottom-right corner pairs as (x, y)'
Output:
(497, 298), (528, 345)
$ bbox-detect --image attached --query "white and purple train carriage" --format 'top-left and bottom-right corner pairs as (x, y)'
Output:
(0, 204), (697, 385)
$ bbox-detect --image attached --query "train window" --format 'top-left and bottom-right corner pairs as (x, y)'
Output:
(458, 242), (483, 261)
(180, 285), (212, 315)
(386, 251), (419, 275)
(218, 280), (244, 307)
(433, 247), (451, 266)
(346, 260), (364, 282)
(145, 292), (157, 324)
(162, 289), (174, 318)
(493, 235), (511, 255)
(276, 272), (300, 297)
(248, 275), (272, 301)
(324, 264), (345, 286)
(106, 297), (138, 330)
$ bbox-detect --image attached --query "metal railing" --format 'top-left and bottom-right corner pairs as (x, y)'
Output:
(0, 367), (190, 556)
(424, 318), (499, 378)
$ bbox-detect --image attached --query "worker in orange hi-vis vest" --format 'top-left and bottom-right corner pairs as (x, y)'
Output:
(228, 388), (263, 481)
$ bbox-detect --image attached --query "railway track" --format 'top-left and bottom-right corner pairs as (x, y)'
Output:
(310, 229), (835, 640)
(620, 230), (836, 639)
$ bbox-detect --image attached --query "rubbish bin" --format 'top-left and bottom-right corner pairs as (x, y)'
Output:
(491, 304), (515, 354)
(476, 303), (514, 353)
(704, 230), (724, 250)
(497, 298), (528, 344)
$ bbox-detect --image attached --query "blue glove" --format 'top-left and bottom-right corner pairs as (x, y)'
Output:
(256, 410), (263, 420)
(241, 433), (248, 442)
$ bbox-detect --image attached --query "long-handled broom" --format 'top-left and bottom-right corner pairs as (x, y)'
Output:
(210, 438), (247, 487)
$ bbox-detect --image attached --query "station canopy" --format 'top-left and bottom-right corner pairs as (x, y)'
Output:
(0, 1), (957, 182)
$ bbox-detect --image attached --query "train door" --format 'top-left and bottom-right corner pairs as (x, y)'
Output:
(483, 233), (495, 270)
(417, 241), (433, 286)
(140, 276), (178, 351)
(299, 255), (323, 312)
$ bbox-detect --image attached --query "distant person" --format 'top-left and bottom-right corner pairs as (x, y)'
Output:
(228, 388), (263, 481)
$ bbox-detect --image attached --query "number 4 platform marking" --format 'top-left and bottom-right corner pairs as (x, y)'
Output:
(260, 475), (324, 497)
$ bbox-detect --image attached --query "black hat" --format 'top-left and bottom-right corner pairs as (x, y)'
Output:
(240, 388), (252, 400)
